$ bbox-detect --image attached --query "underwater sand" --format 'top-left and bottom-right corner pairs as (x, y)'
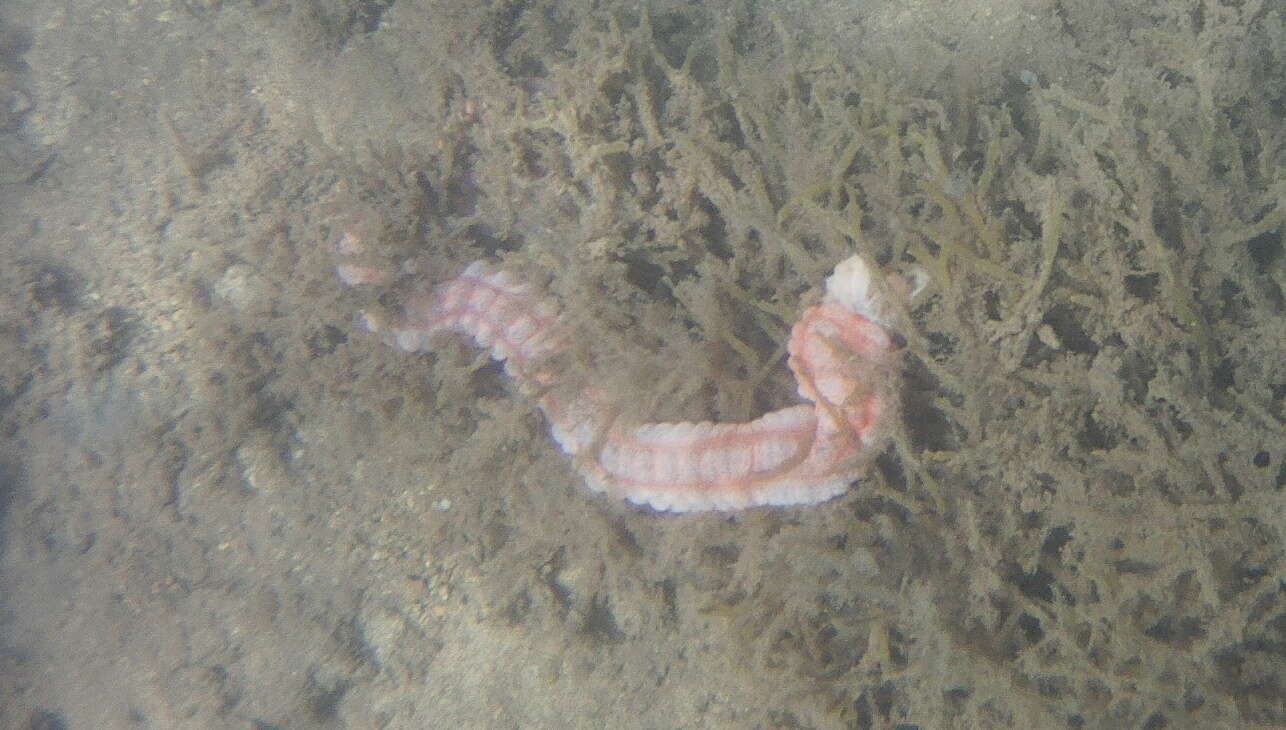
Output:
(1, 1), (1283, 728)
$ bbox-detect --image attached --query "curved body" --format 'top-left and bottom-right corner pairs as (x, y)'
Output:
(369, 256), (898, 513)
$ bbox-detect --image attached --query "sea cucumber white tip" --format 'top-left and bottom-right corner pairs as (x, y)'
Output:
(825, 255), (887, 323)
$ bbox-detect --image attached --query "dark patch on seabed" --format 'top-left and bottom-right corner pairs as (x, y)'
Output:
(0, 459), (20, 559)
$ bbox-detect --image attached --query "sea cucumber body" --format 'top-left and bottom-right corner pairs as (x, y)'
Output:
(375, 256), (897, 513)
(393, 261), (566, 383)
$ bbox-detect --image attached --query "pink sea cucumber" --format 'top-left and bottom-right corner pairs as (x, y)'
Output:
(340, 250), (902, 513)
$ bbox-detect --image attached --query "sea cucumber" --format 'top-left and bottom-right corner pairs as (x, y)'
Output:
(338, 248), (902, 513)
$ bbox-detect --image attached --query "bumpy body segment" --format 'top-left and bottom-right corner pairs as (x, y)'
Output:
(361, 255), (898, 513)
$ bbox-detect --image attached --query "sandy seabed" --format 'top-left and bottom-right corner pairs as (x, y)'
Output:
(1, 1), (1283, 728)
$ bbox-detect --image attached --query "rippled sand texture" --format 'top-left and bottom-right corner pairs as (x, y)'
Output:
(0, 1), (1282, 728)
